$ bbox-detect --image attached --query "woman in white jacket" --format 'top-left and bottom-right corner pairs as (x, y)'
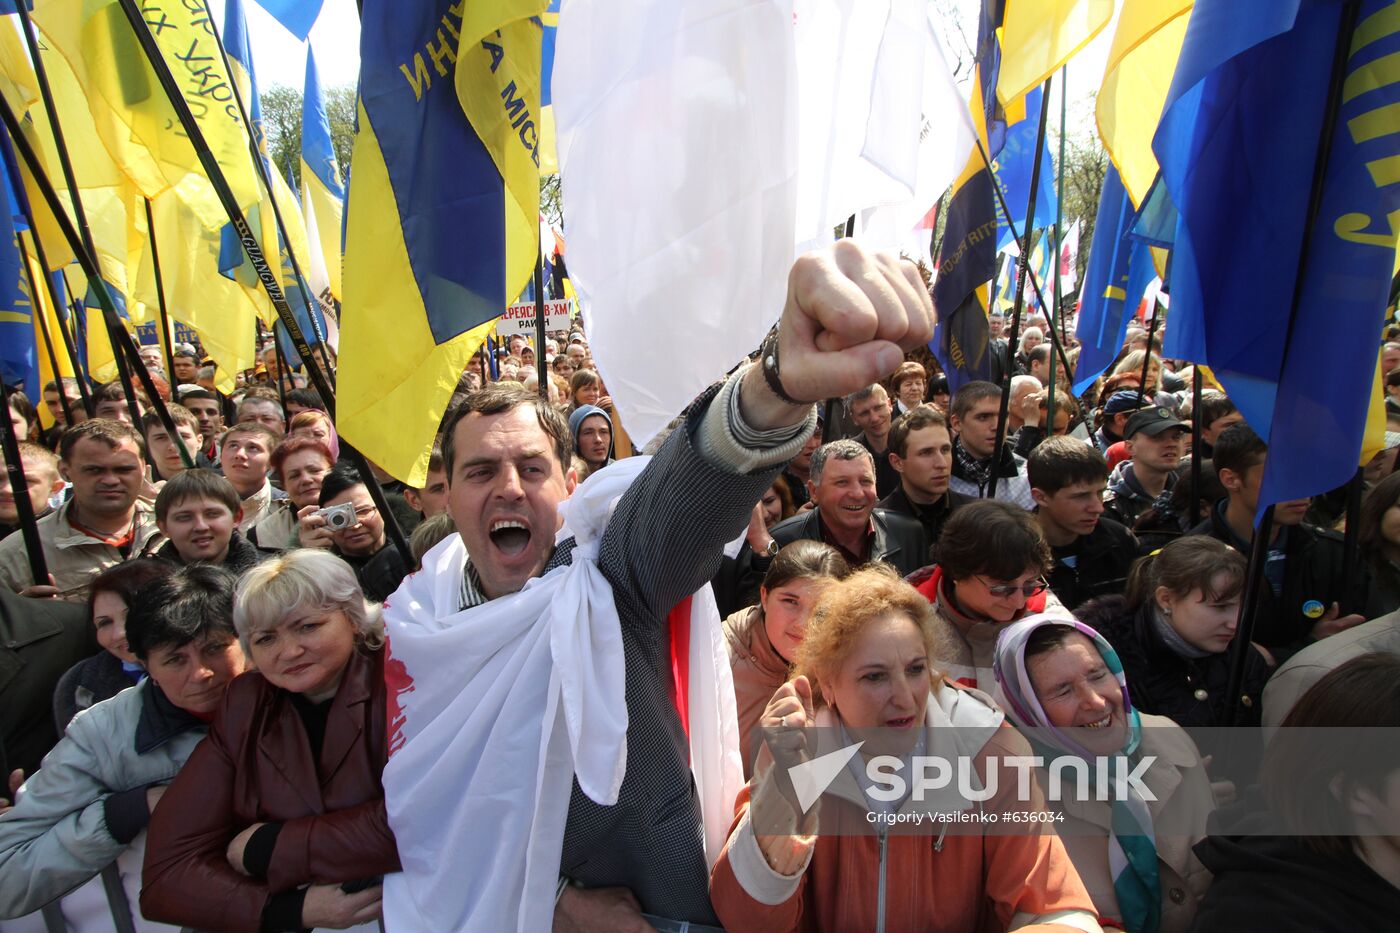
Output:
(0, 566), (246, 931)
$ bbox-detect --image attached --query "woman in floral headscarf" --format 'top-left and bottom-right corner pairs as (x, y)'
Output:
(993, 614), (1217, 933)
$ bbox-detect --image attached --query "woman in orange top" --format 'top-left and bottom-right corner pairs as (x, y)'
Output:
(710, 566), (1103, 933)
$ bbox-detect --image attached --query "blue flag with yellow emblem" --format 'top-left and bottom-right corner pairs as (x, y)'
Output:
(1072, 165), (1155, 395)
(0, 128), (33, 398)
(1153, 0), (1400, 519)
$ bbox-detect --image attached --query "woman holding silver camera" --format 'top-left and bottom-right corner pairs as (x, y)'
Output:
(297, 466), (406, 602)
(250, 436), (337, 554)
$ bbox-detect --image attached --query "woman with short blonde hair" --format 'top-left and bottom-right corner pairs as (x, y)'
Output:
(142, 550), (399, 931)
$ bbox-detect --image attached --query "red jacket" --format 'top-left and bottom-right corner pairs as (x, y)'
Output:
(141, 648), (400, 931)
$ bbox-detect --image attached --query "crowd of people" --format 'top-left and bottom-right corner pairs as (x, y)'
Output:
(0, 240), (1396, 932)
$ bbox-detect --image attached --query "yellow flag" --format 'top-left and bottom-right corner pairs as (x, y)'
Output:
(0, 16), (36, 115)
(20, 235), (72, 430)
(997, 0), (1113, 107)
(0, 27), (77, 271)
(33, 0), (260, 221)
(1096, 0), (1193, 208)
(147, 178), (259, 394)
(340, 100), (496, 486)
(456, 1), (549, 306)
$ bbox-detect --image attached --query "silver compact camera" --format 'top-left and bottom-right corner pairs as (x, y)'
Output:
(316, 502), (358, 531)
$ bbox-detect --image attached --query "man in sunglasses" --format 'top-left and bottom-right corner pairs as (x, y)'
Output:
(913, 499), (1065, 688)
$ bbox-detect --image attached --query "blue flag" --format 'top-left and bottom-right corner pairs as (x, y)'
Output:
(1153, 0), (1400, 518)
(0, 129), (34, 398)
(252, 0), (325, 41)
(930, 0), (1005, 389)
(995, 86), (1059, 252)
(1072, 165), (1155, 395)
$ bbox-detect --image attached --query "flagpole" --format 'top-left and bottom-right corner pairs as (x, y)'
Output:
(1055, 65), (1069, 347)
(989, 77), (1053, 499)
(55, 268), (94, 409)
(1135, 296), (1162, 409)
(10, 0), (153, 432)
(142, 199), (181, 392)
(973, 138), (1075, 395)
(822, 215), (858, 444)
(533, 240), (548, 398)
(1048, 66), (1069, 433)
(16, 235), (72, 426)
(0, 376), (48, 587)
(1224, 0), (1362, 727)
(194, 0), (336, 389)
(271, 332), (291, 413)
(1189, 367), (1203, 524)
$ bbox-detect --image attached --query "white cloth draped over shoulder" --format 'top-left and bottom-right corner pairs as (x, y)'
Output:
(380, 457), (742, 932)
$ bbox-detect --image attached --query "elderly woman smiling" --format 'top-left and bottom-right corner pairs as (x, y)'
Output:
(993, 615), (1216, 933)
(140, 550), (400, 933)
(709, 566), (1102, 933)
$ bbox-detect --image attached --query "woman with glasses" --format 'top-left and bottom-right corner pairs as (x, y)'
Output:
(298, 465), (407, 603)
(1075, 536), (1269, 731)
(912, 500), (1064, 689)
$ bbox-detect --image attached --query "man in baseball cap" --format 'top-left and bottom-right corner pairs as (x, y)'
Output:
(1093, 390), (1148, 455)
(1103, 406), (1189, 528)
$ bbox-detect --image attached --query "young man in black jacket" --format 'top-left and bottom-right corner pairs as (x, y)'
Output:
(1028, 436), (1137, 611)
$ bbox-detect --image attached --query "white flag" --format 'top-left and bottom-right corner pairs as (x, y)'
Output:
(554, 0), (799, 447)
(555, 0), (972, 447)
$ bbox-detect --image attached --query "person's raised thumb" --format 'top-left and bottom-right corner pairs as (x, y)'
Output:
(792, 675), (815, 721)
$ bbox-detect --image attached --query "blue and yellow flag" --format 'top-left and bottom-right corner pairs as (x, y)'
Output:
(1071, 165), (1155, 395)
(931, 0), (1004, 388)
(301, 48), (343, 305)
(1095, 0), (1193, 209)
(997, 0), (1113, 108)
(0, 127), (33, 398)
(339, 0), (504, 485)
(455, 1), (548, 313)
(220, 0), (313, 315)
(1154, 0), (1400, 518)
(994, 85), (1059, 252)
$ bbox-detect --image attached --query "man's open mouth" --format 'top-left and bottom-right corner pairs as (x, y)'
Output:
(490, 519), (532, 557)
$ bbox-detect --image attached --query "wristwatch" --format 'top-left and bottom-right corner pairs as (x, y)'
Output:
(763, 538), (780, 558)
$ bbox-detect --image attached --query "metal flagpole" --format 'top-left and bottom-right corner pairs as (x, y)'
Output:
(142, 199), (180, 388)
(0, 376), (48, 587)
(989, 77), (1053, 499)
